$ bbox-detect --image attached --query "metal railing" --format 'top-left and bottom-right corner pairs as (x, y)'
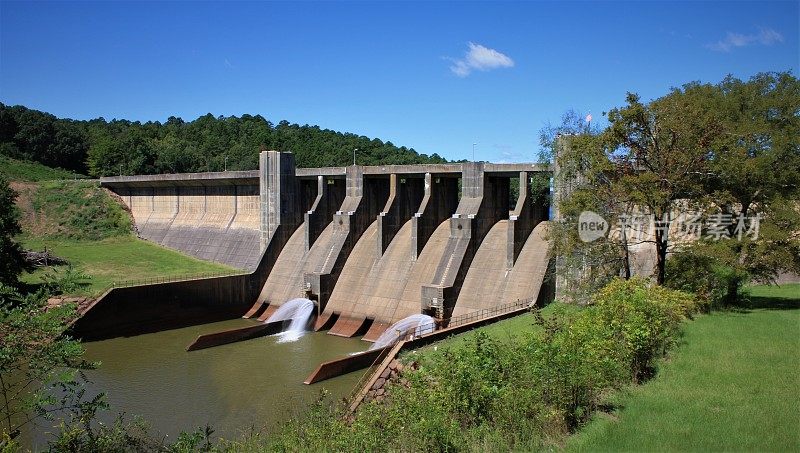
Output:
(441, 297), (534, 330)
(103, 270), (248, 293)
(346, 297), (535, 407)
(346, 342), (401, 403)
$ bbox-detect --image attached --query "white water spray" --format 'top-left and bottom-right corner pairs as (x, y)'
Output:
(265, 298), (315, 343)
(369, 314), (435, 350)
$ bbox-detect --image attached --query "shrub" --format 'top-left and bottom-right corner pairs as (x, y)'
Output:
(590, 277), (696, 382)
(666, 250), (747, 308)
(255, 279), (697, 452)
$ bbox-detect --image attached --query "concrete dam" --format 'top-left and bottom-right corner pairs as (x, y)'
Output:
(74, 151), (553, 342)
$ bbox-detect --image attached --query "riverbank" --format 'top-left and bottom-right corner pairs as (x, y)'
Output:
(240, 281), (797, 451)
(5, 157), (239, 296)
(566, 283), (800, 451)
(20, 235), (237, 296)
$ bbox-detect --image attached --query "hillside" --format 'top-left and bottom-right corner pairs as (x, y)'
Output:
(0, 103), (448, 178)
(4, 158), (236, 296)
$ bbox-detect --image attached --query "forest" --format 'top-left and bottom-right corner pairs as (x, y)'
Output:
(0, 103), (448, 177)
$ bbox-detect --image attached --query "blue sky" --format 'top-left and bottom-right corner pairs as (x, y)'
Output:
(1, 1), (797, 163)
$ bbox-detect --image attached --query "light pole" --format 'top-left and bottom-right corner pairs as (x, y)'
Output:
(353, 148), (358, 166)
(472, 143), (477, 162)
(224, 156), (228, 172)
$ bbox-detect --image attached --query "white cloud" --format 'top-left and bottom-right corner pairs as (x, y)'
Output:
(707, 27), (784, 52)
(448, 42), (514, 77)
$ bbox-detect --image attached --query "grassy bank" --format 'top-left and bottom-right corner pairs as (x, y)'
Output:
(253, 282), (796, 452)
(567, 283), (800, 452)
(20, 235), (238, 296)
(5, 158), (240, 297)
(0, 155), (85, 181)
(256, 279), (696, 451)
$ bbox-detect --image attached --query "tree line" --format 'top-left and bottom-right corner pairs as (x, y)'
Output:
(543, 71), (799, 304)
(0, 104), (448, 177)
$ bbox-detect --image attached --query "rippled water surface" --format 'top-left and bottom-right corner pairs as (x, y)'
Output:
(24, 318), (366, 447)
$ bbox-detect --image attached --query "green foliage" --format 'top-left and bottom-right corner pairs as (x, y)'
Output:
(0, 287), (103, 442)
(589, 278), (696, 382)
(0, 105), (88, 173)
(0, 176), (26, 287)
(40, 265), (92, 296)
(0, 103), (448, 178)
(548, 72), (800, 292)
(665, 249), (747, 308)
(49, 415), (165, 452)
(567, 284), (800, 452)
(253, 279), (696, 452)
(31, 181), (131, 241)
(0, 156), (85, 182)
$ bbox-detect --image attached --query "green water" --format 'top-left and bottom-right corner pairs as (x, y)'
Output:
(24, 319), (367, 447)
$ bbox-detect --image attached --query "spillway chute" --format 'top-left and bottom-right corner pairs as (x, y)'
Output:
(266, 298), (315, 343)
(369, 314), (435, 350)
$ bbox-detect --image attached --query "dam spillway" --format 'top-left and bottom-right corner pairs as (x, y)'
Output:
(73, 151), (552, 341)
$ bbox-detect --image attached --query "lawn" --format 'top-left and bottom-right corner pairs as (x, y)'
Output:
(5, 158), (240, 297)
(566, 283), (800, 452)
(20, 235), (240, 296)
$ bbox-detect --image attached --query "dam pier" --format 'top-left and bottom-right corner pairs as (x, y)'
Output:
(74, 151), (553, 346)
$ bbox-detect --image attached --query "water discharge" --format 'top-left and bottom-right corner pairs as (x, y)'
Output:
(265, 298), (315, 343)
(369, 314), (435, 350)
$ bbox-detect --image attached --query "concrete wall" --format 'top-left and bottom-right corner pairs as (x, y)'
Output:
(454, 221), (552, 316)
(85, 153), (554, 340)
(117, 184), (262, 270)
(421, 163), (513, 319)
(76, 152), (304, 340)
(304, 169), (390, 311)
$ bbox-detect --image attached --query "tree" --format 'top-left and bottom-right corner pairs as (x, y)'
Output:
(539, 111), (628, 300)
(0, 288), (102, 443)
(0, 176), (26, 287)
(684, 72), (800, 292)
(548, 72), (798, 297)
(602, 86), (722, 284)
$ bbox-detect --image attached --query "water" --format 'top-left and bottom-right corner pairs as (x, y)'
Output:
(370, 314), (436, 350)
(265, 298), (315, 343)
(20, 318), (364, 449)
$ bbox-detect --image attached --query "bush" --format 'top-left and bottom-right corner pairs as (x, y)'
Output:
(666, 250), (747, 308)
(589, 278), (696, 381)
(250, 279), (697, 452)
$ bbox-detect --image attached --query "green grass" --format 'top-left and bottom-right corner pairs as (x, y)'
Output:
(31, 180), (132, 240)
(0, 155), (86, 181)
(8, 165), (239, 296)
(566, 283), (800, 452)
(20, 235), (239, 296)
(748, 282), (800, 308)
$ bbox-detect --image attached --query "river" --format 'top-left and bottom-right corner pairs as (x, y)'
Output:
(23, 319), (366, 448)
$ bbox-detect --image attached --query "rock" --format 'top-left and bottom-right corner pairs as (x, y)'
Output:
(380, 368), (391, 379)
(389, 359), (400, 370)
(372, 377), (385, 390)
(376, 388), (385, 396)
